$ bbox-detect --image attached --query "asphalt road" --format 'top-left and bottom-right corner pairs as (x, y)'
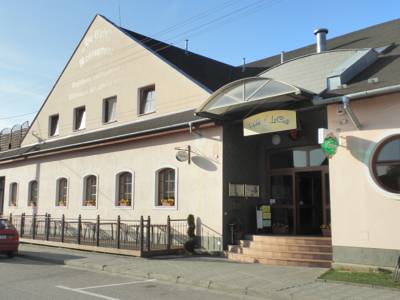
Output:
(0, 254), (258, 300)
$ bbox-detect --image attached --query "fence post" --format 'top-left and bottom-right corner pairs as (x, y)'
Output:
(20, 213), (25, 238)
(146, 216), (151, 252)
(167, 215), (171, 250)
(61, 214), (65, 243)
(77, 214), (81, 245)
(32, 213), (37, 239)
(46, 214), (51, 241)
(117, 215), (121, 249)
(96, 215), (100, 247)
(140, 216), (144, 256)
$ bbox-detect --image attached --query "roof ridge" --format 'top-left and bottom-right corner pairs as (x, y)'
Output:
(119, 27), (234, 68)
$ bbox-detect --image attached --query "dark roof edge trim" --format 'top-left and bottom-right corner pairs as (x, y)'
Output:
(101, 16), (214, 94)
(0, 118), (214, 164)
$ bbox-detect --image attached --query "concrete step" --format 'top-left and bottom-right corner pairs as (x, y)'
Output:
(239, 240), (333, 253)
(245, 235), (332, 246)
(227, 252), (331, 268)
(228, 245), (332, 260)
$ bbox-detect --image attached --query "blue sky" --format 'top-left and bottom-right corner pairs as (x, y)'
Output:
(0, 0), (399, 128)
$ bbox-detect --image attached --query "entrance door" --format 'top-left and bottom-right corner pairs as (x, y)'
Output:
(270, 173), (294, 234)
(0, 177), (4, 216)
(296, 171), (323, 234)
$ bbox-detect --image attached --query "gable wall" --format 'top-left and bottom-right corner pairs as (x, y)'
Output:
(22, 16), (210, 146)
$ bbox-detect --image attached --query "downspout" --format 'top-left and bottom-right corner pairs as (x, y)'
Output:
(342, 96), (361, 130)
(312, 84), (400, 130)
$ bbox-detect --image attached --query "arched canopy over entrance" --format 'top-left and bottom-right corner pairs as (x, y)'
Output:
(196, 77), (313, 120)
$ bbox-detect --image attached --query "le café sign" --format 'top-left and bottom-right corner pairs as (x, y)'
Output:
(243, 110), (297, 136)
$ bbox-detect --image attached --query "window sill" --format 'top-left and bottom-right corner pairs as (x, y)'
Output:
(55, 205), (68, 209)
(48, 134), (59, 138)
(138, 111), (156, 117)
(102, 120), (117, 125)
(153, 206), (177, 211)
(82, 206), (98, 210)
(113, 205), (134, 209)
(73, 128), (86, 132)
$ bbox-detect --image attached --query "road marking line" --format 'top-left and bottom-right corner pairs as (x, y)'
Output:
(78, 279), (157, 290)
(56, 285), (119, 300)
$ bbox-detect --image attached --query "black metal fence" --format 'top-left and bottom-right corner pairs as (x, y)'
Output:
(8, 213), (188, 257)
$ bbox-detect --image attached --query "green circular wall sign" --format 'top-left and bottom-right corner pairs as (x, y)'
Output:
(321, 136), (338, 158)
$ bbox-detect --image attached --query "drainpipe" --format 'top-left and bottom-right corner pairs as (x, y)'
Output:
(342, 96), (361, 130)
(312, 84), (400, 105)
(312, 84), (400, 130)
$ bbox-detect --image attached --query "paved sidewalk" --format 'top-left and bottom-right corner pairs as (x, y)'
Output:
(19, 244), (400, 300)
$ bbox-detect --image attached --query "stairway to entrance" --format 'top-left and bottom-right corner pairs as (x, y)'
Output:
(226, 235), (332, 268)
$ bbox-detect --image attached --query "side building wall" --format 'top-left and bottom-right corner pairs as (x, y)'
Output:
(328, 92), (400, 268)
(1, 126), (223, 251)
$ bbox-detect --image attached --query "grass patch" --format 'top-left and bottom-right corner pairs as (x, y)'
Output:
(319, 269), (400, 289)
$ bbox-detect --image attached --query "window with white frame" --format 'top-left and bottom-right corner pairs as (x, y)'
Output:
(73, 106), (86, 130)
(49, 114), (59, 137)
(156, 168), (176, 207)
(116, 172), (132, 207)
(28, 180), (38, 207)
(56, 178), (68, 207)
(9, 182), (18, 207)
(103, 96), (117, 123)
(83, 175), (97, 207)
(139, 85), (156, 115)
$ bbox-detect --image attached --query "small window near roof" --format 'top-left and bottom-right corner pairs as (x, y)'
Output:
(49, 114), (59, 137)
(56, 178), (68, 207)
(28, 180), (38, 207)
(83, 175), (97, 207)
(9, 182), (18, 207)
(73, 106), (86, 130)
(139, 85), (156, 115)
(103, 96), (117, 123)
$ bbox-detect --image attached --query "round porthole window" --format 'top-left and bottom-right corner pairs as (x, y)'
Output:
(371, 135), (400, 194)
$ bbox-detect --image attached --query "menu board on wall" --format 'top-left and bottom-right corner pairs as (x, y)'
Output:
(257, 205), (272, 229)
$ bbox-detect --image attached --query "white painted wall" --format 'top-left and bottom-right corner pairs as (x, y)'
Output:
(2, 126), (223, 233)
(328, 92), (400, 251)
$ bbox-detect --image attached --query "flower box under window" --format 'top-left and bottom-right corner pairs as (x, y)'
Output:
(160, 198), (175, 207)
(118, 199), (131, 207)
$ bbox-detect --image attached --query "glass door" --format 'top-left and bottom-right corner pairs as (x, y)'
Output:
(269, 172), (294, 234)
(296, 171), (323, 234)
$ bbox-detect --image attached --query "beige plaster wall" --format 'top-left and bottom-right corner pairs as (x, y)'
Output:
(328, 92), (400, 251)
(2, 126), (223, 234)
(22, 15), (209, 146)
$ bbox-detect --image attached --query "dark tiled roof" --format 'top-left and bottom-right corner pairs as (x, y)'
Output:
(0, 110), (207, 162)
(121, 28), (240, 92)
(246, 18), (400, 96)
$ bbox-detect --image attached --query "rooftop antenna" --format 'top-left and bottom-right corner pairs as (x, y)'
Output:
(118, 5), (122, 26)
(242, 57), (246, 72)
(185, 39), (189, 55)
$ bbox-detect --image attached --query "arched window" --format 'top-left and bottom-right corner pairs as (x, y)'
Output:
(371, 135), (400, 193)
(56, 178), (68, 207)
(83, 175), (97, 207)
(28, 180), (38, 207)
(116, 172), (132, 207)
(156, 168), (176, 207)
(9, 182), (18, 207)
